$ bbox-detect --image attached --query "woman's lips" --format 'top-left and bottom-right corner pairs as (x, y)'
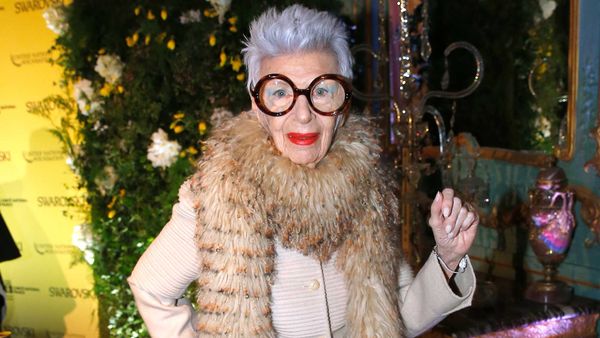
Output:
(287, 132), (319, 145)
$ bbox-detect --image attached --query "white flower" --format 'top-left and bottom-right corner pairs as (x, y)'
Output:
(208, 0), (232, 23)
(42, 6), (69, 35)
(73, 78), (103, 115)
(94, 54), (124, 84)
(210, 107), (233, 128)
(92, 120), (108, 133)
(66, 156), (78, 173)
(180, 9), (202, 24)
(147, 128), (182, 168)
(539, 0), (557, 20)
(535, 115), (552, 138)
(72, 224), (95, 265)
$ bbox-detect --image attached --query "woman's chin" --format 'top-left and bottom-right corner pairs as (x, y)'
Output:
(288, 153), (321, 168)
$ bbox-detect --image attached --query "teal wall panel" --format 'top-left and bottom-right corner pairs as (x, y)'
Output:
(472, 0), (600, 300)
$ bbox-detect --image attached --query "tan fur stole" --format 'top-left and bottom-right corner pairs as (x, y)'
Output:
(191, 112), (405, 337)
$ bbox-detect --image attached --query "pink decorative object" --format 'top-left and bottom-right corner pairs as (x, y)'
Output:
(526, 166), (575, 304)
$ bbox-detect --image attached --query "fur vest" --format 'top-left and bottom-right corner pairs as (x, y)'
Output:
(191, 112), (405, 337)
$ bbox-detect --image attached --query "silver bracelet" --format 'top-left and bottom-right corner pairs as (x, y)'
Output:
(433, 245), (468, 274)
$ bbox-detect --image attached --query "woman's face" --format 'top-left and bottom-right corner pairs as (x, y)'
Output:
(252, 52), (339, 168)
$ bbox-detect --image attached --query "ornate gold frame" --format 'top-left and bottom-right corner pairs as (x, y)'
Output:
(473, 0), (579, 167)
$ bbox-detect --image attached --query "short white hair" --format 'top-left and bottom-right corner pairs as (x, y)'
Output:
(242, 4), (353, 91)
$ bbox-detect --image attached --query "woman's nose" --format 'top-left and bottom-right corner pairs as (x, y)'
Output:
(293, 95), (313, 124)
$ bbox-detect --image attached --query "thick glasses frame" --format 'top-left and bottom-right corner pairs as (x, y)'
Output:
(251, 73), (352, 117)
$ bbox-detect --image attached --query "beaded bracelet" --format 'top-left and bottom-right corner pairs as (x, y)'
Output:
(433, 245), (468, 274)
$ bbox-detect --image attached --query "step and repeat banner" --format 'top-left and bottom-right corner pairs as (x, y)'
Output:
(0, 1), (98, 337)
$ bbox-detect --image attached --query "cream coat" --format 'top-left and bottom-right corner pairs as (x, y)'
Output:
(129, 113), (476, 337)
(128, 181), (475, 337)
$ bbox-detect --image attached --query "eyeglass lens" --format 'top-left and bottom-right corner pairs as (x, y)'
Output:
(257, 78), (347, 115)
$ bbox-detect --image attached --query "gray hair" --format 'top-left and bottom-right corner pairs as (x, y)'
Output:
(242, 4), (353, 92)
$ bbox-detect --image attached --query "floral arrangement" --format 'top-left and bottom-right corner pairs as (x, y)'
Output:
(528, 0), (569, 151)
(40, 0), (341, 336)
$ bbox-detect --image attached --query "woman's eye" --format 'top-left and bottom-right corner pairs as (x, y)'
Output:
(273, 89), (287, 97)
(315, 87), (328, 96)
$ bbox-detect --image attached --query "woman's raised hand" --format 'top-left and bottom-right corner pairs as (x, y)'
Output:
(428, 188), (479, 276)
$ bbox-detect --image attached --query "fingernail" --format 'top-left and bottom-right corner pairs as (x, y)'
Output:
(448, 232), (453, 238)
(443, 207), (450, 218)
(463, 213), (473, 227)
(445, 224), (452, 233)
(434, 192), (441, 202)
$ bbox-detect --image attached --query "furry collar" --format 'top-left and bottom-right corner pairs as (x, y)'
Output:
(192, 112), (405, 337)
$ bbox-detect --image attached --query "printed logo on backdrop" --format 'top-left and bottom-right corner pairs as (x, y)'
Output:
(4, 326), (35, 338)
(37, 195), (86, 208)
(13, 0), (61, 14)
(25, 99), (61, 115)
(10, 51), (52, 67)
(0, 197), (28, 207)
(0, 104), (16, 114)
(34, 243), (76, 255)
(3, 280), (41, 296)
(0, 151), (10, 161)
(49, 286), (96, 299)
(22, 150), (64, 163)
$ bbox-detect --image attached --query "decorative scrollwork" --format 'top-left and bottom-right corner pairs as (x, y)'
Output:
(569, 184), (600, 248)
(583, 124), (600, 175)
(417, 41), (484, 120)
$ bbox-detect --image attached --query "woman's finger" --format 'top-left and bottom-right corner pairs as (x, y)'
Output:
(428, 191), (443, 227)
(452, 207), (468, 237)
(462, 212), (474, 228)
(460, 202), (479, 231)
(441, 188), (455, 218)
(445, 197), (462, 237)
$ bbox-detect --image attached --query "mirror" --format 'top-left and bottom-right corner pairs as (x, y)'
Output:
(427, 0), (578, 166)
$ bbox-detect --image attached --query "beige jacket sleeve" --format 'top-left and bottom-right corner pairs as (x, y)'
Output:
(128, 180), (199, 337)
(399, 252), (476, 337)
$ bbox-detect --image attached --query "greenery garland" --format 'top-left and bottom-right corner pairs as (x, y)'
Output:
(40, 1), (341, 336)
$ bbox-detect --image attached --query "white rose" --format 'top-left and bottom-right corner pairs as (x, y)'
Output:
(539, 0), (557, 20)
(94, 54), (124, 84)
(535, 115), (552, 138)
(72, 224), (95, 265)
(73, 79), (103, 115)
(208, 0), (232, 23)
(147, 128), (182, 168)
(42, 6), (69, 35)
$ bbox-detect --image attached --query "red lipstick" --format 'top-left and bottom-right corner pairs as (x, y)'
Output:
(287, 132), (319, 145)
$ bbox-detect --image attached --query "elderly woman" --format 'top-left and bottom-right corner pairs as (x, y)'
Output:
(129, 4), (478, 337)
